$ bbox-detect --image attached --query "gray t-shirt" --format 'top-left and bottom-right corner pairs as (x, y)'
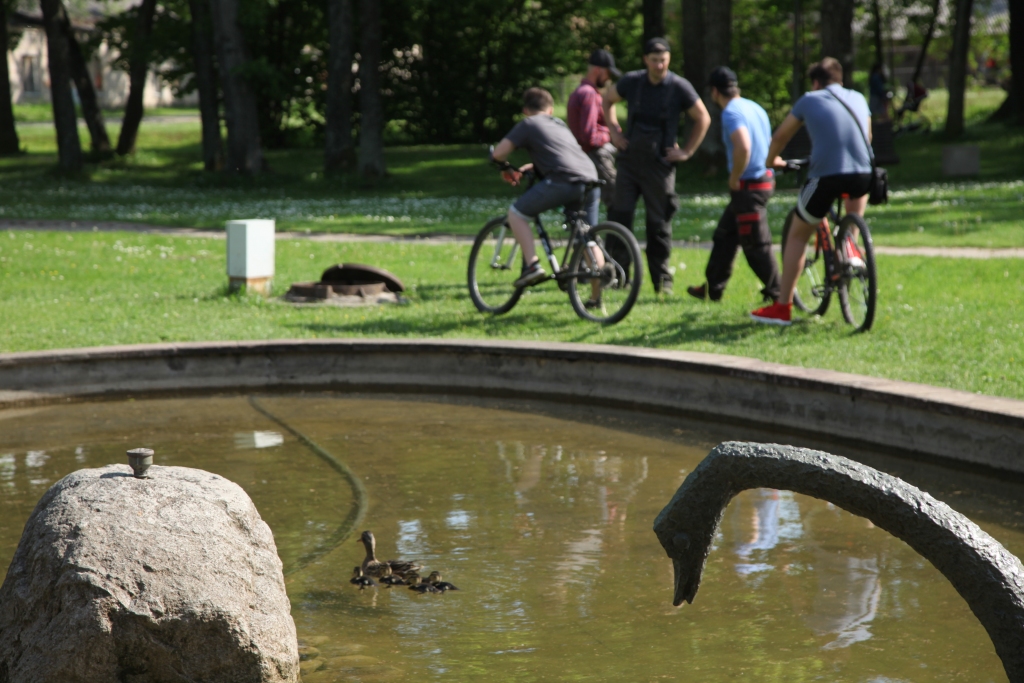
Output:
(504, 114), (598, 184)
(790, 84), (873, 178)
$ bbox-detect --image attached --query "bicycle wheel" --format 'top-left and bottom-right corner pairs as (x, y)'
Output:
(837, 214), (877, 332)
(781, 208), (830, 316)
(467, 216), (524, 315)
(566, 221), (643, 324)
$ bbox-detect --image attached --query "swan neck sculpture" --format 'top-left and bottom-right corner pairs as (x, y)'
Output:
(652, 442), (1024, 683)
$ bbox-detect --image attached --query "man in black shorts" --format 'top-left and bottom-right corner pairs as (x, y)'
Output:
(491, 87), (601, 291)
(751, 57), (873, 326)
(602, 37), (710, 294)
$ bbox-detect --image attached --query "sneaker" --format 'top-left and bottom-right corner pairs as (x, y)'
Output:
(750, 302), (792, 326)
(657, 278), (673, 296)
(584, 298), (603, 310)
(686, 284), (707, 300)
(514, 261), (547, 288)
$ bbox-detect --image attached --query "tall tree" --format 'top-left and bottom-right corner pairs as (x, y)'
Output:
(358, 0), (385, 177)
(324, 0), (354, 173)
(59, 12), (110, 153)
(871, 0), (884, 68)
(910, 0), (942, 86)
(116, 0), (157, 155)
(209, 0), (263, 172)
(945, 0), (975, 136)
(680, 0), (704, 85)
(700, 0), (731, 158)
(819, 0), (855, 87)
(991, 0), (1023, 124)
(791, 0), (804, 101)
(643, 0), (665, 44)
(40, 0), (82, 171)
(0, 0), (21, 156)
(188, 0), (223, 170)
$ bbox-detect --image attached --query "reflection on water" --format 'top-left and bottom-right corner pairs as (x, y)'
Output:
(1, 395), (1020, 683)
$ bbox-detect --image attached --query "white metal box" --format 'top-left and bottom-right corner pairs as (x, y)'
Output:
(226, 219), (275, 294)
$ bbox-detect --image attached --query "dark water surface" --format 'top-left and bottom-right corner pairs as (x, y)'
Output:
(2, 394), (1022, 682)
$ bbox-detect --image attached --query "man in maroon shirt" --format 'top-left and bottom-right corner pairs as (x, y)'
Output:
(567, 49), (621, 218)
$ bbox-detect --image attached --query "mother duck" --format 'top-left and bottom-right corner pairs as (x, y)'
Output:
(359, 530), (422, 579)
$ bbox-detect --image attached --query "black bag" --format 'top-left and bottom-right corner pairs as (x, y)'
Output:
(827, 89), (888, 205)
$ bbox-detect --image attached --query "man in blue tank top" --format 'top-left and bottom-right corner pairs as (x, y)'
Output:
(686, 67), (779, 304)
(751, 57), (873, 326)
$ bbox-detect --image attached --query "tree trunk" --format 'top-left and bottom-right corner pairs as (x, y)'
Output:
(40, 0), (82, 171)
(59, 12), (110, 153)
(819, 0), (855, 87)
(871, 0), (884, 68)
(1008, 0), (1024, 125)
(358, 0), (385, 177)
(208, 0), (263, 172)
(911, 0), (942, 86)
(945, 0), (974, 137)
(643, 0), (665, 44)
(680, 0), (704, 87)
(188, 0), (223, 170)
(0, 0), (21, 156)
(324, 0), (354, 173)
(699, 0), (730, 158)
(791, 0), (804, 101)
(116, 0), (157, 155)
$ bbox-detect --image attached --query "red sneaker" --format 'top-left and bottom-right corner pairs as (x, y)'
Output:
(750, 302), (792, 326)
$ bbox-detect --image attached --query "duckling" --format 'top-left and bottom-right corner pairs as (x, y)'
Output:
(427, 571), (459, 592)
(349, 566), (377, 589)
(378, 565), (407, 587)
(359, 530), (422, 579)
(407, 575), (440, 594)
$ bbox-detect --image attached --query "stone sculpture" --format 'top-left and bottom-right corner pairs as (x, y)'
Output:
(0, 463), (299, 683)
(653, 442), (1024, 683)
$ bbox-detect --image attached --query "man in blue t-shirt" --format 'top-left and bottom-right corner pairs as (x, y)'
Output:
(686, 67), (779, 304)
(751, 57), (873, 326)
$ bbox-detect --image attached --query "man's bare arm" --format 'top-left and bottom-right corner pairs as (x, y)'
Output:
(766, 113), (802, 168)
(603, 86), (628, 151)
(664, 99), (711, 163)
(728, 127), (752, 191)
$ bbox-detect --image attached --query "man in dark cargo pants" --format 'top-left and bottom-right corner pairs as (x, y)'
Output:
(687, 67), (780, 303)
(602, 37), (710, 294)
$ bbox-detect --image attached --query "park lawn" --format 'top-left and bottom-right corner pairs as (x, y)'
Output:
(1, 88), (1021, 247)
(12, 103), (200, 123)
(1, 230), (1021, 400)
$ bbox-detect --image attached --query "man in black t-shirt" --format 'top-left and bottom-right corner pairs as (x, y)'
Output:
(602, 37), (710, 294)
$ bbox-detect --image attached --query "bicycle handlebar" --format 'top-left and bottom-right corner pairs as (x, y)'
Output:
(778, 158), (809, 174)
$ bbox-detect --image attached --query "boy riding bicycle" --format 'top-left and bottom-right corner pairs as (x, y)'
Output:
(491, 87), (602, 290)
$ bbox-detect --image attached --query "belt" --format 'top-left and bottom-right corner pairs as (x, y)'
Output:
(739, 173), (775, 191)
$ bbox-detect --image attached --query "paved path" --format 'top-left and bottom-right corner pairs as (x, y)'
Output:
(16, 115), (200, 128)
(2, 219), (1021, 258)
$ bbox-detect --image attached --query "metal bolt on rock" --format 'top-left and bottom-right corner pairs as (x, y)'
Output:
(127, 448), (154, 478)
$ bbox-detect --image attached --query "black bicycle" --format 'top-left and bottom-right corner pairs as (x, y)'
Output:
(467, 157), (643, 325)
(779, 159), (878, 332)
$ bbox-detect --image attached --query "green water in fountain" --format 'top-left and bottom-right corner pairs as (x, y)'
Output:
(1, 395), (1022, 682)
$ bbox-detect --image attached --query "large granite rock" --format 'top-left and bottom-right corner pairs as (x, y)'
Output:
(0, 464), (299, 683)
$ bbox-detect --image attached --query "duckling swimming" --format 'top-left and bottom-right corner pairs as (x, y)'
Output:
(407, 575), (440, 594)
(378, 565), (407, 587)
(359, 530), (422, 579)
(350, 566), (377, 589)
(427, 571), (459, 592)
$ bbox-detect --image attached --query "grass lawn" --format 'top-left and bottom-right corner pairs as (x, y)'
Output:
(2, 230), (1021, 400)
(12, 103), (200, 122)
(1, 88), (1021, 247)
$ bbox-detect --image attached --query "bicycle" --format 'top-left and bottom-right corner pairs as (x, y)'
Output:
(778, 159), (878, 332)
(467, 156), (643, 325)
(891, 82), (931, 136)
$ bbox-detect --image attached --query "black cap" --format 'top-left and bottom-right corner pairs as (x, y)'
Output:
(708, 66), (738, 91)
(588, 48), (621, 78)
(644, 37), (671, 54)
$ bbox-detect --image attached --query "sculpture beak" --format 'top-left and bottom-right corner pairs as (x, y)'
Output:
(672, 558), (694, 607)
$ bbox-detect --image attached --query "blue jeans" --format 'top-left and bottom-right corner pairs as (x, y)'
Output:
(510, 178), (600, 227)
